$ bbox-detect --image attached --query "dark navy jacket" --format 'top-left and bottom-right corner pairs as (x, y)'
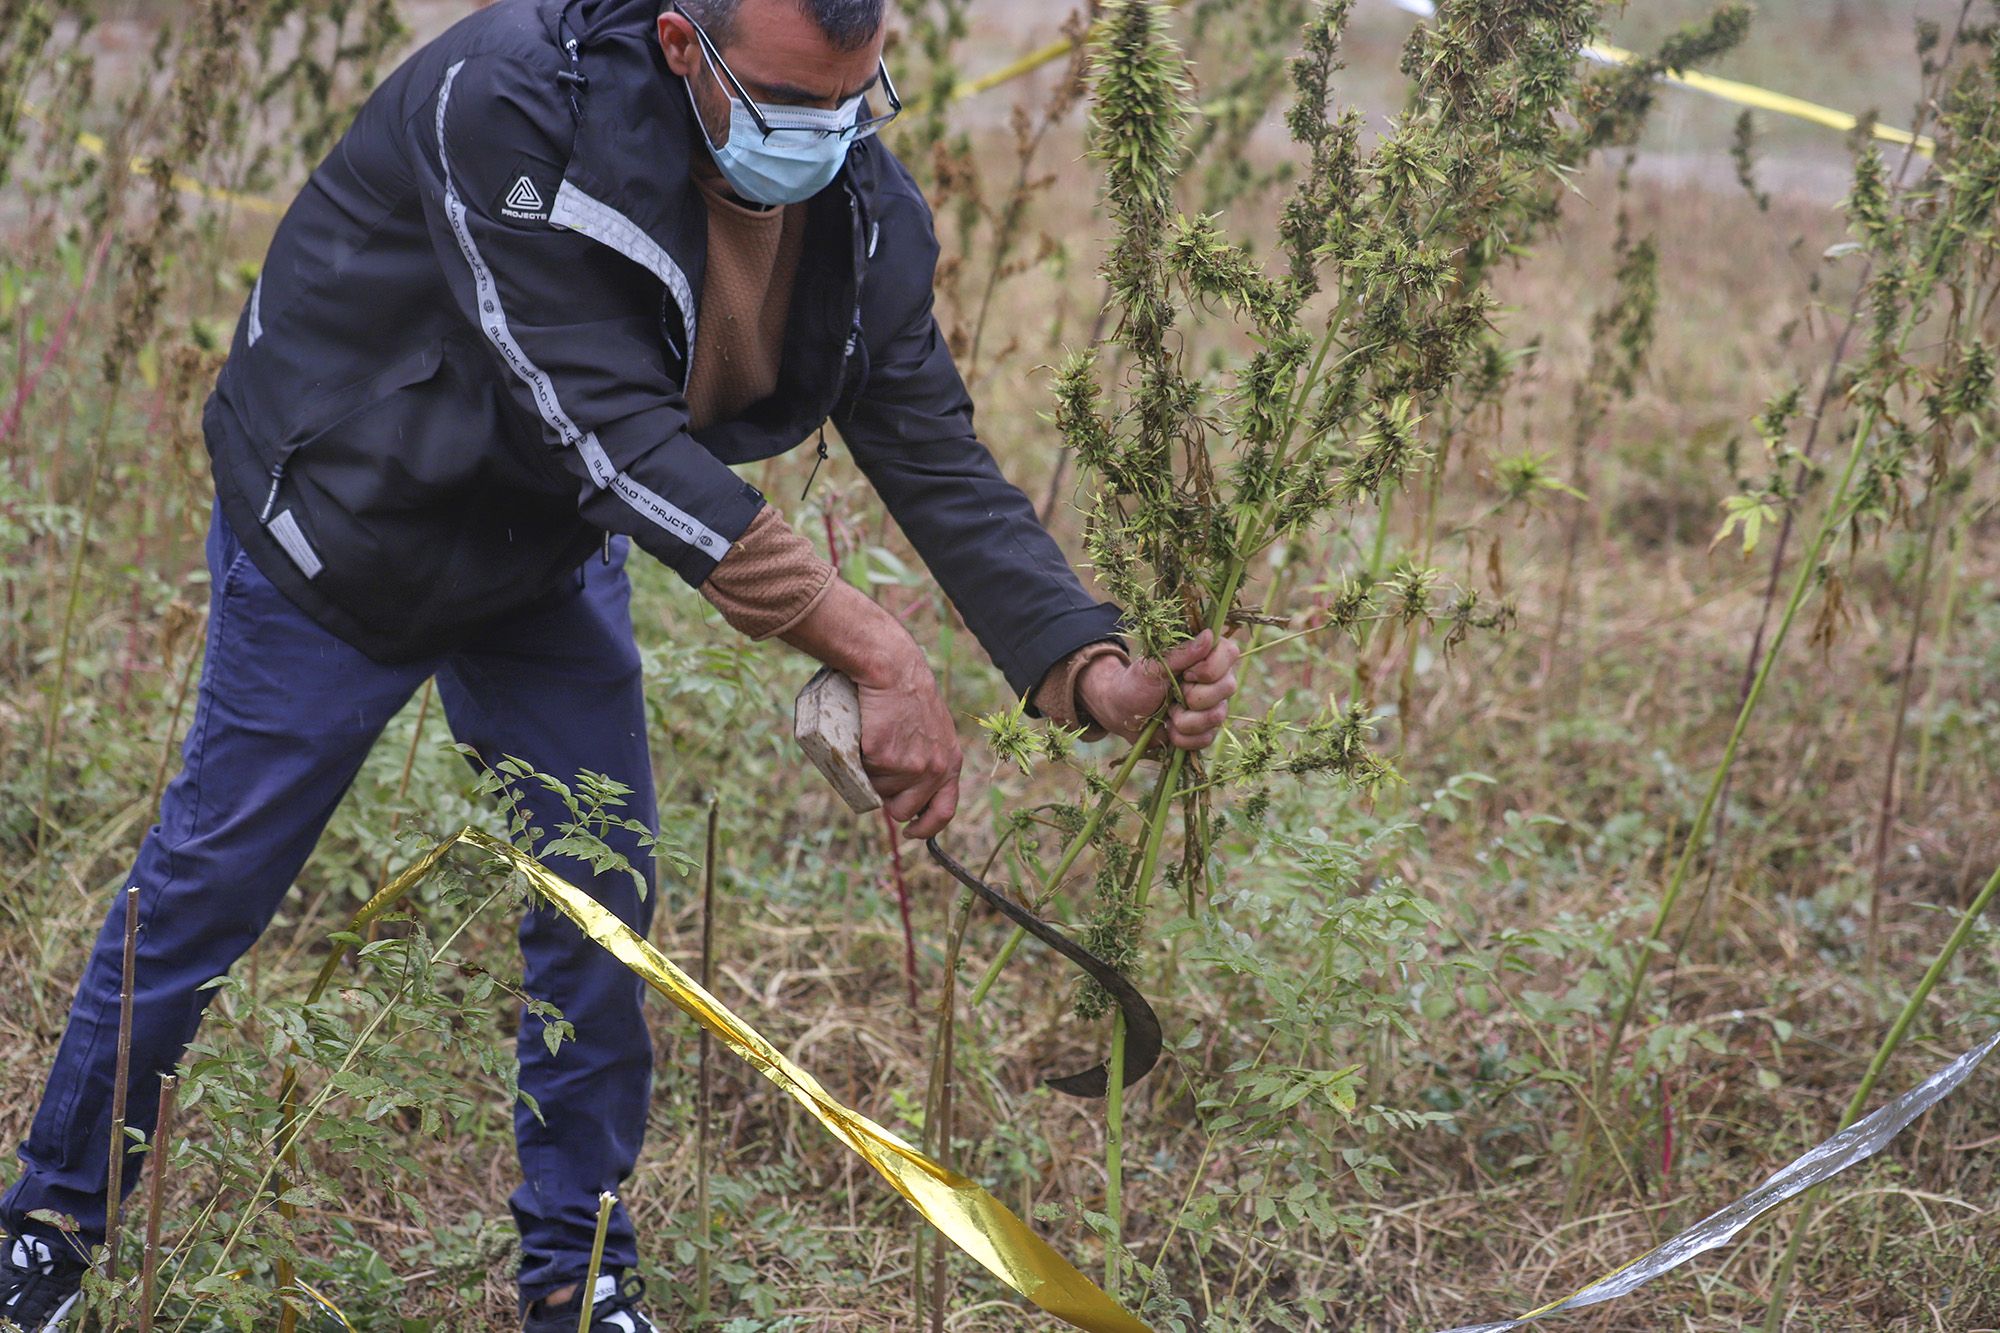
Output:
(205, 0), (1119, 696)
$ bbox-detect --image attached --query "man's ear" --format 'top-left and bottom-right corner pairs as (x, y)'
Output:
(657, 11), (699, 78)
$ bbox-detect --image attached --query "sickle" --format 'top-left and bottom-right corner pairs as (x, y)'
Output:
(925, 837), (1163, 1098)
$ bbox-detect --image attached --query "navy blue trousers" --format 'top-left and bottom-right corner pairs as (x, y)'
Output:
(3, 506), (658, 1300)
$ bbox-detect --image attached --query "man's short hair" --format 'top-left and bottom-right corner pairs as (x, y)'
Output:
(678, 0), (885, 52)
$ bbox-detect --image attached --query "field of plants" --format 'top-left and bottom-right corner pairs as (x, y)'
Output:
(2, 0), (1998, 1329)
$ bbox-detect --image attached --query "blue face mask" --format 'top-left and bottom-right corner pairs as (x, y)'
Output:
(686, 79), (860, 207)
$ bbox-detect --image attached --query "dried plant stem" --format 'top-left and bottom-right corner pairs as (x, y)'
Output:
(1864, 499), (1944, 981)
(148, 616), (205, 815)
(1695, 5), (1960, 946)
(0, 223), (116, 447)
(577, 1191), (616, 1333)
(1910, 508), (1977, 802)
(1759, 857), (2000, 1332)
(139, 1075), (178, 1333)
(368, 680), (435, 897)
(105, 885), (141, 1293)
(1587, 401), (1878, 1148)
(1590, 202), (1963, 1157)
(880, 809), (920, 1009)
(695, 798), (718, 1324)
(921, 871), (977, 1331)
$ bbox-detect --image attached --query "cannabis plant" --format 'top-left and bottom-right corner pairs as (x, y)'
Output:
(973, 0), (1749, 1288)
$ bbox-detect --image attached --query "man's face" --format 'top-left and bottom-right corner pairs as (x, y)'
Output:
(658, 0), (886, 149)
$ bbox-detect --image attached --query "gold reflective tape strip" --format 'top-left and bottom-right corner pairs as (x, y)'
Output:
(1384, 0), (1931, 155)
(1584, 39), (1936, 156)
(954, 34), (1080, 101)
(294, 1279), (357, 1331)
(15, 10), (1933, 221)
(375, 829), (1152, 1333)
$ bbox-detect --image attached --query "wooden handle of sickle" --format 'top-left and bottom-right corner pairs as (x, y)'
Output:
(794, 666), (882, 814)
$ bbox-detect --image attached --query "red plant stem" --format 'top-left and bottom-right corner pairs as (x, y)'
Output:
(0, 226), (117, 448)
(882, 812), (919, 1009)
(820, 509), (843, 566)
(118, 527), (150, 714)
(1866, 503), (1943, 979)
(818, 497), (918, 1006)
(1658, 1073), (1674, 1180)
(9, 320), (25, 482)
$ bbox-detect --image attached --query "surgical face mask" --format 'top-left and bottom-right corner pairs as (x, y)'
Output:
(686, 79), (861, 207)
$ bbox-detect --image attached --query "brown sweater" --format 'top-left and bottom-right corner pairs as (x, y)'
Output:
(684, 158), (809, 433)
(687, 162), (1114, 727)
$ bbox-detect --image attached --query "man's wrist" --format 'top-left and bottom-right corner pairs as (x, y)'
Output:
(777, 577), (924, 688)
(1074, 647), (1132, 735)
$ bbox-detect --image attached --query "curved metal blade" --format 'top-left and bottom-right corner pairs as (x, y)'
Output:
(926, 838), (1163, 1099)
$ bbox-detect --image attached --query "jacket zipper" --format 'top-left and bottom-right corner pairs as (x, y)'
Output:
(800, 425), (830, 502)
(260, 462), (285, 523)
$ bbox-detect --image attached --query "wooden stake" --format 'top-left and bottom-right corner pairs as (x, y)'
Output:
(138, 1075), (177, 1333)
(695, 798), (718, 1323)
(105, 885), (141, 1291)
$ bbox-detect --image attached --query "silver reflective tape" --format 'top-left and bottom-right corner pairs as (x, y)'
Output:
(268, 508), (323, 579)
(548, 180), (699, 377)
(576, 435), (729, 557)
(1435, 1028), (2000, 1332)
(434, 62), (727, 560)
(247, 274), (264, 346)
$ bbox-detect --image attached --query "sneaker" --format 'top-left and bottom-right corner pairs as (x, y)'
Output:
(0, 1234), (86, 1332)
(521, 1273), (657, 1333)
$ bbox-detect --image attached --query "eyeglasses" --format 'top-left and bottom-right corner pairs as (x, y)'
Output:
(673, 2), (902, 141)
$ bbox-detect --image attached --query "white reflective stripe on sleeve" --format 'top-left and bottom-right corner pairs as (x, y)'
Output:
(247, 274), (264, 346)
(548, 180), (698, 379)
(433, 60), (730, 560)
(268, 508), (323, 579)
(576, 435), (728, 555)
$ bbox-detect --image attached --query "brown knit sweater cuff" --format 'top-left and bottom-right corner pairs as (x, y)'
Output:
(700, 507), (837, 641)
(1031, 640), (1129, 741)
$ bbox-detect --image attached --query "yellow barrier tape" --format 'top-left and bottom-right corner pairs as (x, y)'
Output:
(1386, 0), (1933, 156)
(294, 1278), (357, 1331)
(1585, 38), (1936, 156)
(953, 34), (1082, 102)
(16, 3), (1927, 224)
(222, 1268), (358, 1330)
(363, 829), (1150, 1333)
(11, 97), (285, 216)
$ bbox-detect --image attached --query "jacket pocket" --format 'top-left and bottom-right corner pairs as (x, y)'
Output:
(258, 341), (448, 521)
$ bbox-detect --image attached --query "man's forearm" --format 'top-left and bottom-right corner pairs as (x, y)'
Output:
(776, 576), (928, 687)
